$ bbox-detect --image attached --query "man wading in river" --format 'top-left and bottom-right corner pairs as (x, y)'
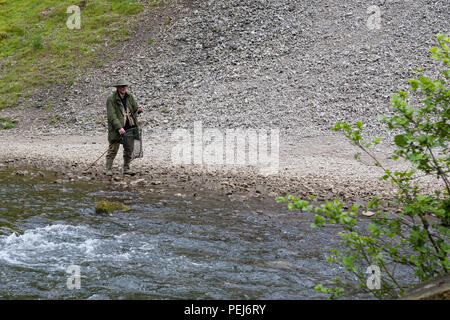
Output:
(105, 78), (143, 176)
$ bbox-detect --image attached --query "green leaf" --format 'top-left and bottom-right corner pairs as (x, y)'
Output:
(276, 197), (286, 203)
(417, 134), (428, 144)
(314, 284), (330, 294)
(394, 134), (408, 147)
(313, 214), (326, 227)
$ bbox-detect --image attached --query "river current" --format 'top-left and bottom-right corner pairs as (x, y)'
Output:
(0, 168), (371, 299)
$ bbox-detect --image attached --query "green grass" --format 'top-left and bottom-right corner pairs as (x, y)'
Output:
(0, 0), (149, 109)
(0, 117), (16, 129)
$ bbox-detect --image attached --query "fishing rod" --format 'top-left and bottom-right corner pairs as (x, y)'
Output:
(85, 137), (121, 172)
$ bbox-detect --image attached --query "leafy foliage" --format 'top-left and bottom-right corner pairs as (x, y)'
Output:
(278, 34), (449, 299)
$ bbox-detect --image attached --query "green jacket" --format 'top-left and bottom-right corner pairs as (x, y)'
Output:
(106, 90), (140, 144)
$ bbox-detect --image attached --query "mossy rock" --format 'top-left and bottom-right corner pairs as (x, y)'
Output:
(95, 201), (130, 214)
(0, 221), (23, 235)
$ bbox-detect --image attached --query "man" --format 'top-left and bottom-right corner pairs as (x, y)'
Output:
(105, 78), (143, 176)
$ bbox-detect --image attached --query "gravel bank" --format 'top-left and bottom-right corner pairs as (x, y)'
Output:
(0, 131), (437, 207)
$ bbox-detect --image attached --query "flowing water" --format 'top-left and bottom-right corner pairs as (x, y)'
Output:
(0, 168), (372, 300)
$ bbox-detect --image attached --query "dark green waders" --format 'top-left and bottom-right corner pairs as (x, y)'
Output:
(105, 130), (135, 176)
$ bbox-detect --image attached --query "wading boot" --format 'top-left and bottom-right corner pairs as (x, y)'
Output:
(123, 160), (135, 176)
(105, 158), (113, 176)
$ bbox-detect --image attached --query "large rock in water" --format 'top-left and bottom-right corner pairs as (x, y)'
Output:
(95, 201), (130, 214)
(401, 274), (450, 300)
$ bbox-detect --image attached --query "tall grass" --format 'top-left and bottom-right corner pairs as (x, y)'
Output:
(0, 0), (147, 109)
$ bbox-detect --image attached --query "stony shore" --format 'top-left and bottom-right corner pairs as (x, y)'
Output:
(0, 129), (437, 210)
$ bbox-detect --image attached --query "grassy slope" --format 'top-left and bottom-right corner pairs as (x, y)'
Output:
(0, 0), (161, 110)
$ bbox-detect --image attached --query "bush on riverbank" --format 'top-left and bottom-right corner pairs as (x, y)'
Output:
(278, 34), (449, 299)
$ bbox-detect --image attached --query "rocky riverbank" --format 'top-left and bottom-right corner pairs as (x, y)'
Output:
(0, 130), (438, 211)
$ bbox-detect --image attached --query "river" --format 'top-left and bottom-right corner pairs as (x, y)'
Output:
(0, 168), (371, 299)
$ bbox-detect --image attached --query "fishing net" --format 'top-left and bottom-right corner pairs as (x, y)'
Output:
(122, 127), (143, 160)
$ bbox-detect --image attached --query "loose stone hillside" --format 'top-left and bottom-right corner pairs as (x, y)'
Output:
(10, 0), (447, 140)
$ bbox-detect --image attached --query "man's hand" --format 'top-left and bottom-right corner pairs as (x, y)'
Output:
(137, 105), (143, 113)
(118, 128), (126, 135)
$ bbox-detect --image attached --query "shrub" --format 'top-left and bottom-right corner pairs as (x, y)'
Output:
(278, 34), (449, 299)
